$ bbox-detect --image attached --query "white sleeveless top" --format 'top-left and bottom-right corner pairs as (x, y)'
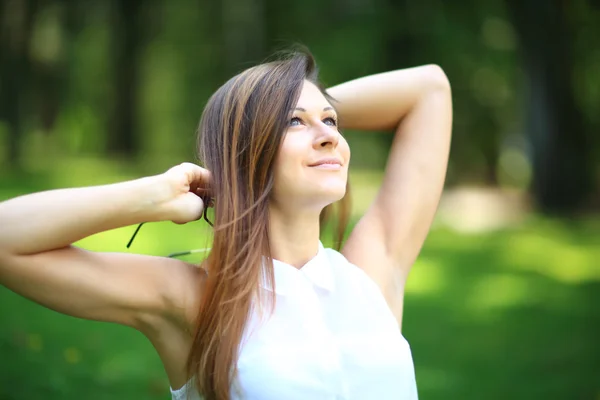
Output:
(171, 243), (418, 399)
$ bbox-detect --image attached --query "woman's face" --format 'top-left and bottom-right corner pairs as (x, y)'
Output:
(271, 80), (351, 211)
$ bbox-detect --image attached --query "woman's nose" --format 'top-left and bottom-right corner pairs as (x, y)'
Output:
(313, 124), (340, 149)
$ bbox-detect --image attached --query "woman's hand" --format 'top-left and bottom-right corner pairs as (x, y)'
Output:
(156, 162), (212, 225)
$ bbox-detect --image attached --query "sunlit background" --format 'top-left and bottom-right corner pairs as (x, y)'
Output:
(0, 0), (599, 399)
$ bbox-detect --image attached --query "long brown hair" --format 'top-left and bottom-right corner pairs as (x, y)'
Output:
(187, 49), (350, 400)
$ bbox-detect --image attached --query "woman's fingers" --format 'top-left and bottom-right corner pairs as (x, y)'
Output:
(172, 193), (205, 224)
(180, 162), (212, 188)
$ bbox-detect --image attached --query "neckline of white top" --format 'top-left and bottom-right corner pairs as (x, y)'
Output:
(260, 241), (335, 296)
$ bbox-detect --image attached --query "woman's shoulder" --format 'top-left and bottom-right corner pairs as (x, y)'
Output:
(144, 258), (206, 333)
(321, 246), (379, 289)
(130, 259), (205, 391)
(322, 246), (399, 317)
(173, 261), (207, 326)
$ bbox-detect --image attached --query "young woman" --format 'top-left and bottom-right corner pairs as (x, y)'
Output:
(0, 50), (452, 399)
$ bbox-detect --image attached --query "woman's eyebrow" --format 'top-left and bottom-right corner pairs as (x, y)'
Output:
(294, 106), (335, 112)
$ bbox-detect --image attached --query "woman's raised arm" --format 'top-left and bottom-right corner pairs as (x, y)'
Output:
(0, 163), (209, 331)
(328, 65), (452, 322)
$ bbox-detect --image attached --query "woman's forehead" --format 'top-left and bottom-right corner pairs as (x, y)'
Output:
(295, 81), (333, 111)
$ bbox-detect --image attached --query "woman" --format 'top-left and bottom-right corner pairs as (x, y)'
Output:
(0, 50), (452, 399)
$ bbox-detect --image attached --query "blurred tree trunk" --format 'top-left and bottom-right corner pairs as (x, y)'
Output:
(381, 0), (421, 156)
(221, 0), (267, 75)
(108, 0), (143, 157)
(384, 0), (419, 69)
(201, 0), (225, 83)
(32, 0), (66, 135)
(506, 0), (593, 213)
(34, 60), (62, 134)
(0, 0), (38, 171)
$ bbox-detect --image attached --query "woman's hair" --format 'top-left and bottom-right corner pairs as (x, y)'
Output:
(186, 49), (350, 400)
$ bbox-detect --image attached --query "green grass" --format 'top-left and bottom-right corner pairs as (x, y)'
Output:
(1, 170), (599, 399)
(403, 219), (599, 400)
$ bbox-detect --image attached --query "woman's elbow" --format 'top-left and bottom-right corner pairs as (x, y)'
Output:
(422, 64), (451, 93)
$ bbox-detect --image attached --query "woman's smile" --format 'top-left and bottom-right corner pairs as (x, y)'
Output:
(308, 157), (343, 170)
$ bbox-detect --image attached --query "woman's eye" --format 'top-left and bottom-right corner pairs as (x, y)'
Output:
(289, 117), (302, 126)
(323, 117), (337, 126)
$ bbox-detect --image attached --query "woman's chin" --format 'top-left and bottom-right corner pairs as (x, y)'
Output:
(317, 185), (347, 204)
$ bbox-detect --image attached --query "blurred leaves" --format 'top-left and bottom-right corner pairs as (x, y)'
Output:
(0, 0), (598, 213)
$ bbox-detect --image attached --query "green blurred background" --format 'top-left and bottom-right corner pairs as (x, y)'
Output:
(0, 0), (599, 399)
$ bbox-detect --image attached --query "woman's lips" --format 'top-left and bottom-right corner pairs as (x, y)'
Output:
(308, 158), (343, 169)
(310, 163), (342, 170)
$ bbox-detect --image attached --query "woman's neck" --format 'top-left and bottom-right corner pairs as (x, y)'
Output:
(268, 205), (321, 269)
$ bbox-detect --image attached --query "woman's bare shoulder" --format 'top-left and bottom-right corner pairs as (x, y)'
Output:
(162, 259), (207, 330)
(141, 258), (207, 388)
